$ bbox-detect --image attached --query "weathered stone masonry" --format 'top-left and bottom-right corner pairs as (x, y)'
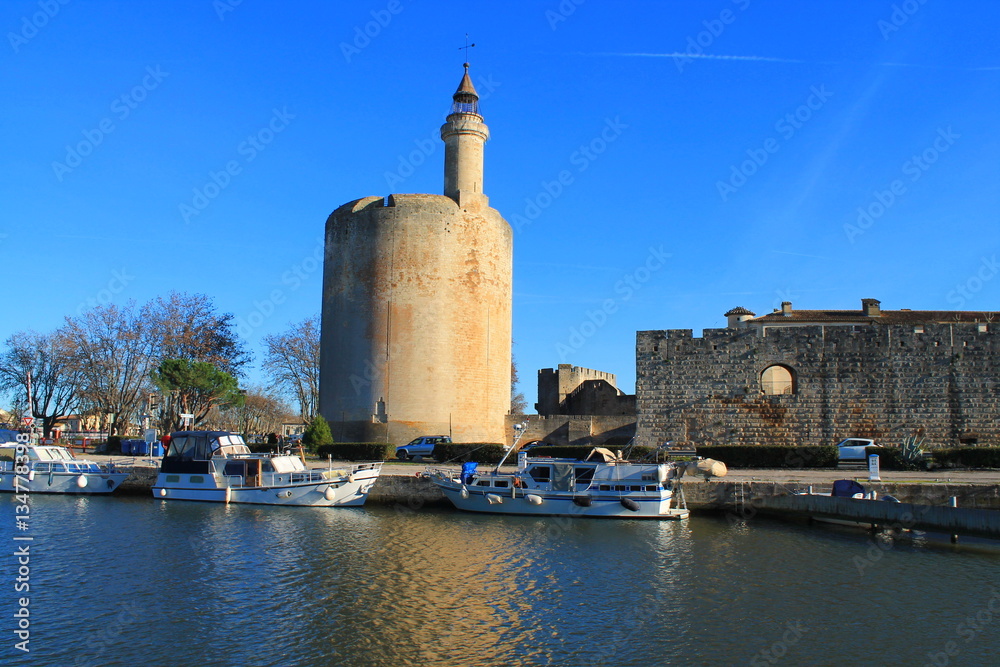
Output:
(636, 323), (999, 448)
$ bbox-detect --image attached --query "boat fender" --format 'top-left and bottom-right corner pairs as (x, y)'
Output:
(621, 498), (640, 512)
(573, 496), (592, 507)
(224, 487), (232, 504)
(159, 488), (167, 497)
(76, 474), (88, 488)
(460, 486), (470, 500)
(279, 490), (293, 499)
(324, 487), (337, 502)
(486, 493), (502, 505)
(525, 494), (543, 505)
(347, 474), (355, 484)
(415, 472), (423, 478)
(28, 470), (35, 482)
(106, 479), (114, 489)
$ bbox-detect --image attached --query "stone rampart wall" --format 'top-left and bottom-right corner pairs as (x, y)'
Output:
(636, 323), (999, 448)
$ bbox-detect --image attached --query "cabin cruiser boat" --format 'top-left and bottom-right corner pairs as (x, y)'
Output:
(152, 431), (382, 507)
(0, 433), (130, 494)
(425, 447), (690, 519)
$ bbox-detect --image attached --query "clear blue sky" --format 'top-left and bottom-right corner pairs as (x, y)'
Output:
(3, 0), (998, 406)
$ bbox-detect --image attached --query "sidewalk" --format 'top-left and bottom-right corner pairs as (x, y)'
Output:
(78, 452), (1000, 485)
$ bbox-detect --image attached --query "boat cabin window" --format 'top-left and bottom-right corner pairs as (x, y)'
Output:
(574, 467), (595, 484)
(215, 444), (251, 457)
(493, 480), (509, 488)
(528, 466), (551, 482)
(476, 480), (491, 486)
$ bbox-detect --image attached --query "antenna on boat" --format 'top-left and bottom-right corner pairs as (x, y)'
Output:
(494, 421), (528, 472)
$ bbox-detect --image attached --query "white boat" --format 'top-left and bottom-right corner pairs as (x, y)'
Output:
(795, 479), (905, 529)
(0, 438), (130, 494)
(425, 447), (690, 519)
(152, 431), (382, 507)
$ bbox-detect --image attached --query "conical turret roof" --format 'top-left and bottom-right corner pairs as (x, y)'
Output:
(454, 63), (479, 100)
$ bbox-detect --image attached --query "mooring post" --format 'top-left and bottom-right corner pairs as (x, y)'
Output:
(950, 496), (959, 544)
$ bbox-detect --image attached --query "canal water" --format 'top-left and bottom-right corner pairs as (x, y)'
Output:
(5, 495), (1000, 666)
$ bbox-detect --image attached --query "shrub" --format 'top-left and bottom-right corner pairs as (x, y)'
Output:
(932, 447), (1000, 469)
(303, 415), (334, 451)
(316, 443), (395, 461)
(432, 443), (508, 464)
(694, 445), (838, 469)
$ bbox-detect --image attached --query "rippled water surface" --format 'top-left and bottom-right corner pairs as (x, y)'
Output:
(6, 495), (1000, 666)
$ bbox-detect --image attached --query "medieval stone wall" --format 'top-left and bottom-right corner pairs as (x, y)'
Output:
(636, 322), (999, 449)
(319, 193), (512, 444)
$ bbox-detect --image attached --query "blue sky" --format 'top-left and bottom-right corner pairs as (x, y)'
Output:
(3, 0), (998, 406)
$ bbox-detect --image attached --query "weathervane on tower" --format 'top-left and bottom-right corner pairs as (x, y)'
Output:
(459, 33), (475, 64)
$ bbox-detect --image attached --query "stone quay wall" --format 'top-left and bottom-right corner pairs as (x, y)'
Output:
(636, 322), (1000, 449)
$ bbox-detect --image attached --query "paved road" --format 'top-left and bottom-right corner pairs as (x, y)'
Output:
(78, 451), (1000, 485)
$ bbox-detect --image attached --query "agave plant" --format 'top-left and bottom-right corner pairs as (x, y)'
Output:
(900, 433), (927, 469)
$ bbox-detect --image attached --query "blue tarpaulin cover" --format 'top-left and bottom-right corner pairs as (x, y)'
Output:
(461, 462), (478, 484)
(831, 479), (866, 498)
(0, 429), (19, 444)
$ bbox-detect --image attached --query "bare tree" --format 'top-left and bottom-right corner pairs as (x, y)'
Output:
(146, 291), (251, 377)
(510, 343), (528, 414)
(262, 316), (320, 424)
(0, 330), (80, 437)
(210, 386), (293, 439)
(61, 302), (157, 437)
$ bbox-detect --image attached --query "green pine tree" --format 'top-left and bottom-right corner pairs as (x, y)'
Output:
(302, 414), (334, 452)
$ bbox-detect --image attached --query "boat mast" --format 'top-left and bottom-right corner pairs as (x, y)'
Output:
(494, 421), (528, 472)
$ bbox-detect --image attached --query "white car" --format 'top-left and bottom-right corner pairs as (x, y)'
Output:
(836, 438), (876, 461)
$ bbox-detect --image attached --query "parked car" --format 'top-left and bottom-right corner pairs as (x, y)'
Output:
(395, 435), (451, 460)
(836, 438), (876, 461)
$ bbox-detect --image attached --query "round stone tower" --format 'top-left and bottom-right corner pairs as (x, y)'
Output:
(319, 65), (512, 445)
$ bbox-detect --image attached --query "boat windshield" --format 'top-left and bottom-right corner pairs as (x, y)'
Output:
(31, 447), (75, 462)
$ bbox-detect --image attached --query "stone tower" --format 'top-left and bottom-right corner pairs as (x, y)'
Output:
(318, 64), (512, 445)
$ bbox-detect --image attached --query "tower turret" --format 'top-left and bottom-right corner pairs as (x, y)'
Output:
(441, 63), (489, 207)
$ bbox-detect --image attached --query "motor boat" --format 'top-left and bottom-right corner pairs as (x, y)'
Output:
(425, 447), (690, 519)
(0, 433), (129, 494)
(152, 431), (382, 507)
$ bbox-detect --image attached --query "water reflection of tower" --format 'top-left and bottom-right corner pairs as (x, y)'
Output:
(319, 64), (513, 444)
